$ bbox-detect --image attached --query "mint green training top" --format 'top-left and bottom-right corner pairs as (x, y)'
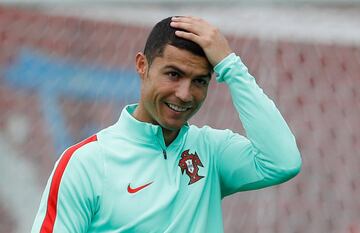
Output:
(31, 53), (302, 233)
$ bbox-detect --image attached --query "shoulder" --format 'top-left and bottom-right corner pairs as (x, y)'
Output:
(53, 135), (104, 201)
(188, 124), (249, 150)
(189, 124), (236, 138)
(188, 124), (243, 145)
(67, 135), (102, 160)
(59, 135), (104, 178)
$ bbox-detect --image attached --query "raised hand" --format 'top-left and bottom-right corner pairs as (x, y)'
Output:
(170, 16), (232, 67)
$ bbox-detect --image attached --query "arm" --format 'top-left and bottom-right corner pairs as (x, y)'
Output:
(171, 16), (302, 196)
(31, 136), (102, 233)
(214, 53), (301, 196)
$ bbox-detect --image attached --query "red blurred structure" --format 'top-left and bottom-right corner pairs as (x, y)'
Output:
(0, 5), (359, 233)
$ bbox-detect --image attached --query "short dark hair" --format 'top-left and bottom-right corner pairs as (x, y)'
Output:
(143, 16), (208, 66)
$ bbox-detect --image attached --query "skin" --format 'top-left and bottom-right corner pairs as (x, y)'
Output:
(133, 16), (233, 146)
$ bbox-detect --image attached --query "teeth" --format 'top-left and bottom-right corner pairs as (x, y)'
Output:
(167, 103), (188, 112)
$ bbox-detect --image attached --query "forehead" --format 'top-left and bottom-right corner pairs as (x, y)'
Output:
(152, 45), (211, 75)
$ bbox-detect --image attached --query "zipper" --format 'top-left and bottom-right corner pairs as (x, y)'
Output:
(163, 150), (167, 160)
(156, 128), (168, 160)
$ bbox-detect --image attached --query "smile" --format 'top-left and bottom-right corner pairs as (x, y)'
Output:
(165, 103), (190, 112)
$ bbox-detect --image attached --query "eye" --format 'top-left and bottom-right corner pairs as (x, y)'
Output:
(194, 78), (209, 87)
(167, 71), (180, 80)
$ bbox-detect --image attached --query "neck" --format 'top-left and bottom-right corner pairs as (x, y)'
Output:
(132, 103), (180, 146)
(162, 127), (180, 146)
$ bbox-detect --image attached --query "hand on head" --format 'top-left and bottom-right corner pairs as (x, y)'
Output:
(170, 16), (232, 67)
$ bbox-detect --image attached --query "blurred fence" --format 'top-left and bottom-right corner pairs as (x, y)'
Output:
(0, 5), (359, 233)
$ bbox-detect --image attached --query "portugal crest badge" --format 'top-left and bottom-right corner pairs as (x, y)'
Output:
(178, 149), (204, 185)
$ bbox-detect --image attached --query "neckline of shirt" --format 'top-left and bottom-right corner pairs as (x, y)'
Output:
(114, 103), (189, 148)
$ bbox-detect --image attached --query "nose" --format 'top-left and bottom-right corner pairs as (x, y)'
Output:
(175, 80), (193, 103)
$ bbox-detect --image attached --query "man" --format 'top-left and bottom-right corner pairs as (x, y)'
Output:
(32, 16), (302, 233)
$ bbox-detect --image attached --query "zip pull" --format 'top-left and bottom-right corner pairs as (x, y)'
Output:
(163, 150), (167, 160)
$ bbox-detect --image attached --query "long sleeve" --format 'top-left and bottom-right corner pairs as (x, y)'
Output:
(31, 135), (103, 233)
(214, 53), (302, 197)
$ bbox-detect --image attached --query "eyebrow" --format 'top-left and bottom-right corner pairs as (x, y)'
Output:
(163, 65), (212, 79)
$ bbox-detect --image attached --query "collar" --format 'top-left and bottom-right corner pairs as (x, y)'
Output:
(114, 104), (189, 148)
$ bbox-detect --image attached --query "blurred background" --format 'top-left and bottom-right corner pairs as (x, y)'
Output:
(0, 1), (359, 232)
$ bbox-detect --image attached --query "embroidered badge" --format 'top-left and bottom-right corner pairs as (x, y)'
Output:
(178, 149), (204, 185)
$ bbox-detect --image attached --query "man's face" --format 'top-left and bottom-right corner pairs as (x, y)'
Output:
(136, 44), (212, 131)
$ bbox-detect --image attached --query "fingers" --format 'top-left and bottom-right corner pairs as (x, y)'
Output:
(174, 30), (201, 45)
(170, 21), (194, 33)
(170, 17), (206, 36)
(171, 16), (201, 22)
(170, 16), (212, 46)
(170, 16), (232, 66)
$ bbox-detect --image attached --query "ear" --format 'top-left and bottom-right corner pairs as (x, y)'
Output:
(135, 52), (148, 80)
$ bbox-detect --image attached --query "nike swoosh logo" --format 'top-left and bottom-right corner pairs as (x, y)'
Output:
(127, 182), (153, 194)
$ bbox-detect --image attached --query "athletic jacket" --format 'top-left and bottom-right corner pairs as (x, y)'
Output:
(31, 53), (302, 233)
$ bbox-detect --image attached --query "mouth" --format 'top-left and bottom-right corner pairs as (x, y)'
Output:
(165, 102), (191, 112)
